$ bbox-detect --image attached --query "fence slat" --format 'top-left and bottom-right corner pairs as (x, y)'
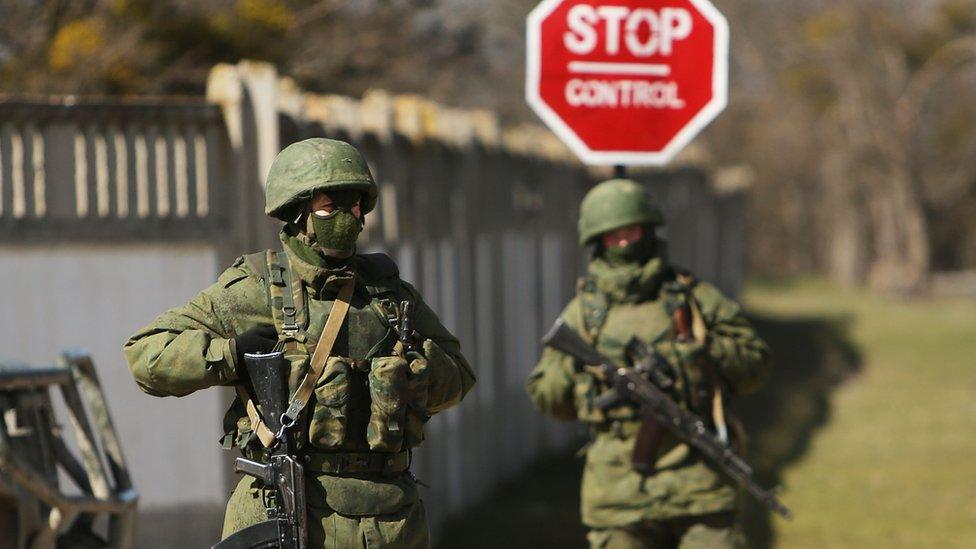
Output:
(73, 129), (89, 218)
(112, 125), (128, 218)
(29, 124), (45, 218)
(95, 130), (110, 218)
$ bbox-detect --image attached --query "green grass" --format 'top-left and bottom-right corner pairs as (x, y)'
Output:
(744, 280), (976, 548)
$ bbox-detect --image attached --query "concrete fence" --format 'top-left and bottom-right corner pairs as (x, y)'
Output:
(0, 61), (747, 546)
(0, 99), (227, 243)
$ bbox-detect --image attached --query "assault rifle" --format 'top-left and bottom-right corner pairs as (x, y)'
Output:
(542, 319), (793, 519)
(213, 351), (307, 549)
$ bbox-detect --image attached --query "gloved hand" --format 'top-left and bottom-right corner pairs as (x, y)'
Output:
(232, 325), (279, 374)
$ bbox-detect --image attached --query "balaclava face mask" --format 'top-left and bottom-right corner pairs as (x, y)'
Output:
(601, 225), (657, 266)
(306, 190), (363, 258)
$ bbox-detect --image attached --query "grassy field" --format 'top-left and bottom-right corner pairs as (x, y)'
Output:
(439, 280), (976, 548)
(744, 280), (976, 548)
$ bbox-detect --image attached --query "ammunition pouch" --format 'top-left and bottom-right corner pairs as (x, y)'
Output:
(366, 355), (409, 452)
(308, 357), (353, 449)
(403, 355), (430, 448)
(364, 348), (433, 452)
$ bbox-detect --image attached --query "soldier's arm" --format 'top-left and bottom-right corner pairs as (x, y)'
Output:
(694, 282), (772, 396)
(525, 299), (580, 421)
(123, 259), (264, 397)
(400, 281), (476, 413)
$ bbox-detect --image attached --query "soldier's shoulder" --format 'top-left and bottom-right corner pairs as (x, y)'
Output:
(220, 250), (273, 288)
(662, 265), (730, 303)
(687, 278), (740, 315)
(685, 276), (723, 299)
(357, 252), (400, 281)
(565, 291), (584, 311)
(557, 294), (585, 330)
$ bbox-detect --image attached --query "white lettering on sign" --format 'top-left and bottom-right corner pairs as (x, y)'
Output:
(565, 78), (686, 109)
(596, 6), (629, 55)
(564, 4), (693, 57)
(565, 4), (599, 54)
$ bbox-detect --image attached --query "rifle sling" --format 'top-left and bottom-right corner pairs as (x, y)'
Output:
(282, 278), (355, 426)
(576, 278), (595, 344)
(687, 294), (728, 443)
(236, 385), (277, 448)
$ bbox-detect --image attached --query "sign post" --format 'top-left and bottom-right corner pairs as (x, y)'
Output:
(526, 0), (729, 166)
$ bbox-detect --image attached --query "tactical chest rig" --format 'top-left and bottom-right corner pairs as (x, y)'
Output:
(573, 268), (728, 444)
(224, 249), (423, 468)
(216, 249), (428, 547)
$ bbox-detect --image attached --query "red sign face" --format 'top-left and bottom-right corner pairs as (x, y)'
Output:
(526, 0), (729, 165)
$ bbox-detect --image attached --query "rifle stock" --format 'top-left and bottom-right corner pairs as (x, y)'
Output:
(241, 351), (289, 434)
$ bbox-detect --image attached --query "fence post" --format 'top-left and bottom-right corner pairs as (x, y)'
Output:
(206, 61), (281, 267)
(205, 61), (283, 499)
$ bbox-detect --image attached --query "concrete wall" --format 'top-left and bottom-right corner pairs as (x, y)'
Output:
(0, 243), (226, 545)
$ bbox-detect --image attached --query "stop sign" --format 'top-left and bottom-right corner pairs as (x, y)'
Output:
(526, 0), (729, 165)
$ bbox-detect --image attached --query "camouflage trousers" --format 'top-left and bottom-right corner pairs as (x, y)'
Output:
(221, 477), (430, 548)
(586, 513), (741, 549)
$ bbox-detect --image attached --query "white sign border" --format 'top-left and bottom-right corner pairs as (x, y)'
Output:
(526, 0), (729, 166)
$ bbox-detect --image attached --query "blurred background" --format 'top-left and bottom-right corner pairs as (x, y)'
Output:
(1, 0), (974, 547)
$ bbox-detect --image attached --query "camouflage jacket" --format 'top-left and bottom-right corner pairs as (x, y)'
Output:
(124, 231), (476, 516)
(526, 255), (770, 527)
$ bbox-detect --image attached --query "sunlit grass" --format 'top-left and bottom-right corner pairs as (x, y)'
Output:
(745, 281), (976, 548)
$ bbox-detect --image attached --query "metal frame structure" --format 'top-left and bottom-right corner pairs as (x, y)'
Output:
(0, 350), (137, 548)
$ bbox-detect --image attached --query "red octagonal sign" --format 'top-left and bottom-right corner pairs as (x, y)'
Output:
(526, 0), (729, 165)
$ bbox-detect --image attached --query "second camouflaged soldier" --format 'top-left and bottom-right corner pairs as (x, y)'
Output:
(124, 138), (476, 547)
(527, 179), (771, 548)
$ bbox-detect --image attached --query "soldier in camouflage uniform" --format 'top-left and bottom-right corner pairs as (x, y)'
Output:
(124, 138), (476, 548)
(527, 179), (770, 548)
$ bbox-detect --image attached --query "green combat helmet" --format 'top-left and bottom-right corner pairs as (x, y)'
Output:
(265, 138), (378, 221)
(578, 178), (664, 245)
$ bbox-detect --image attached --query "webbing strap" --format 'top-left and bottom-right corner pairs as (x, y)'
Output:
(576, 277), (610, 347)
(576, 278), (594, 345)
(275, 251), (300, 337)
(687, 291), (728, 444)
(281, 278), (355, 427)
(235, 386), (277, 448)
(306, 450), (410, 474)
